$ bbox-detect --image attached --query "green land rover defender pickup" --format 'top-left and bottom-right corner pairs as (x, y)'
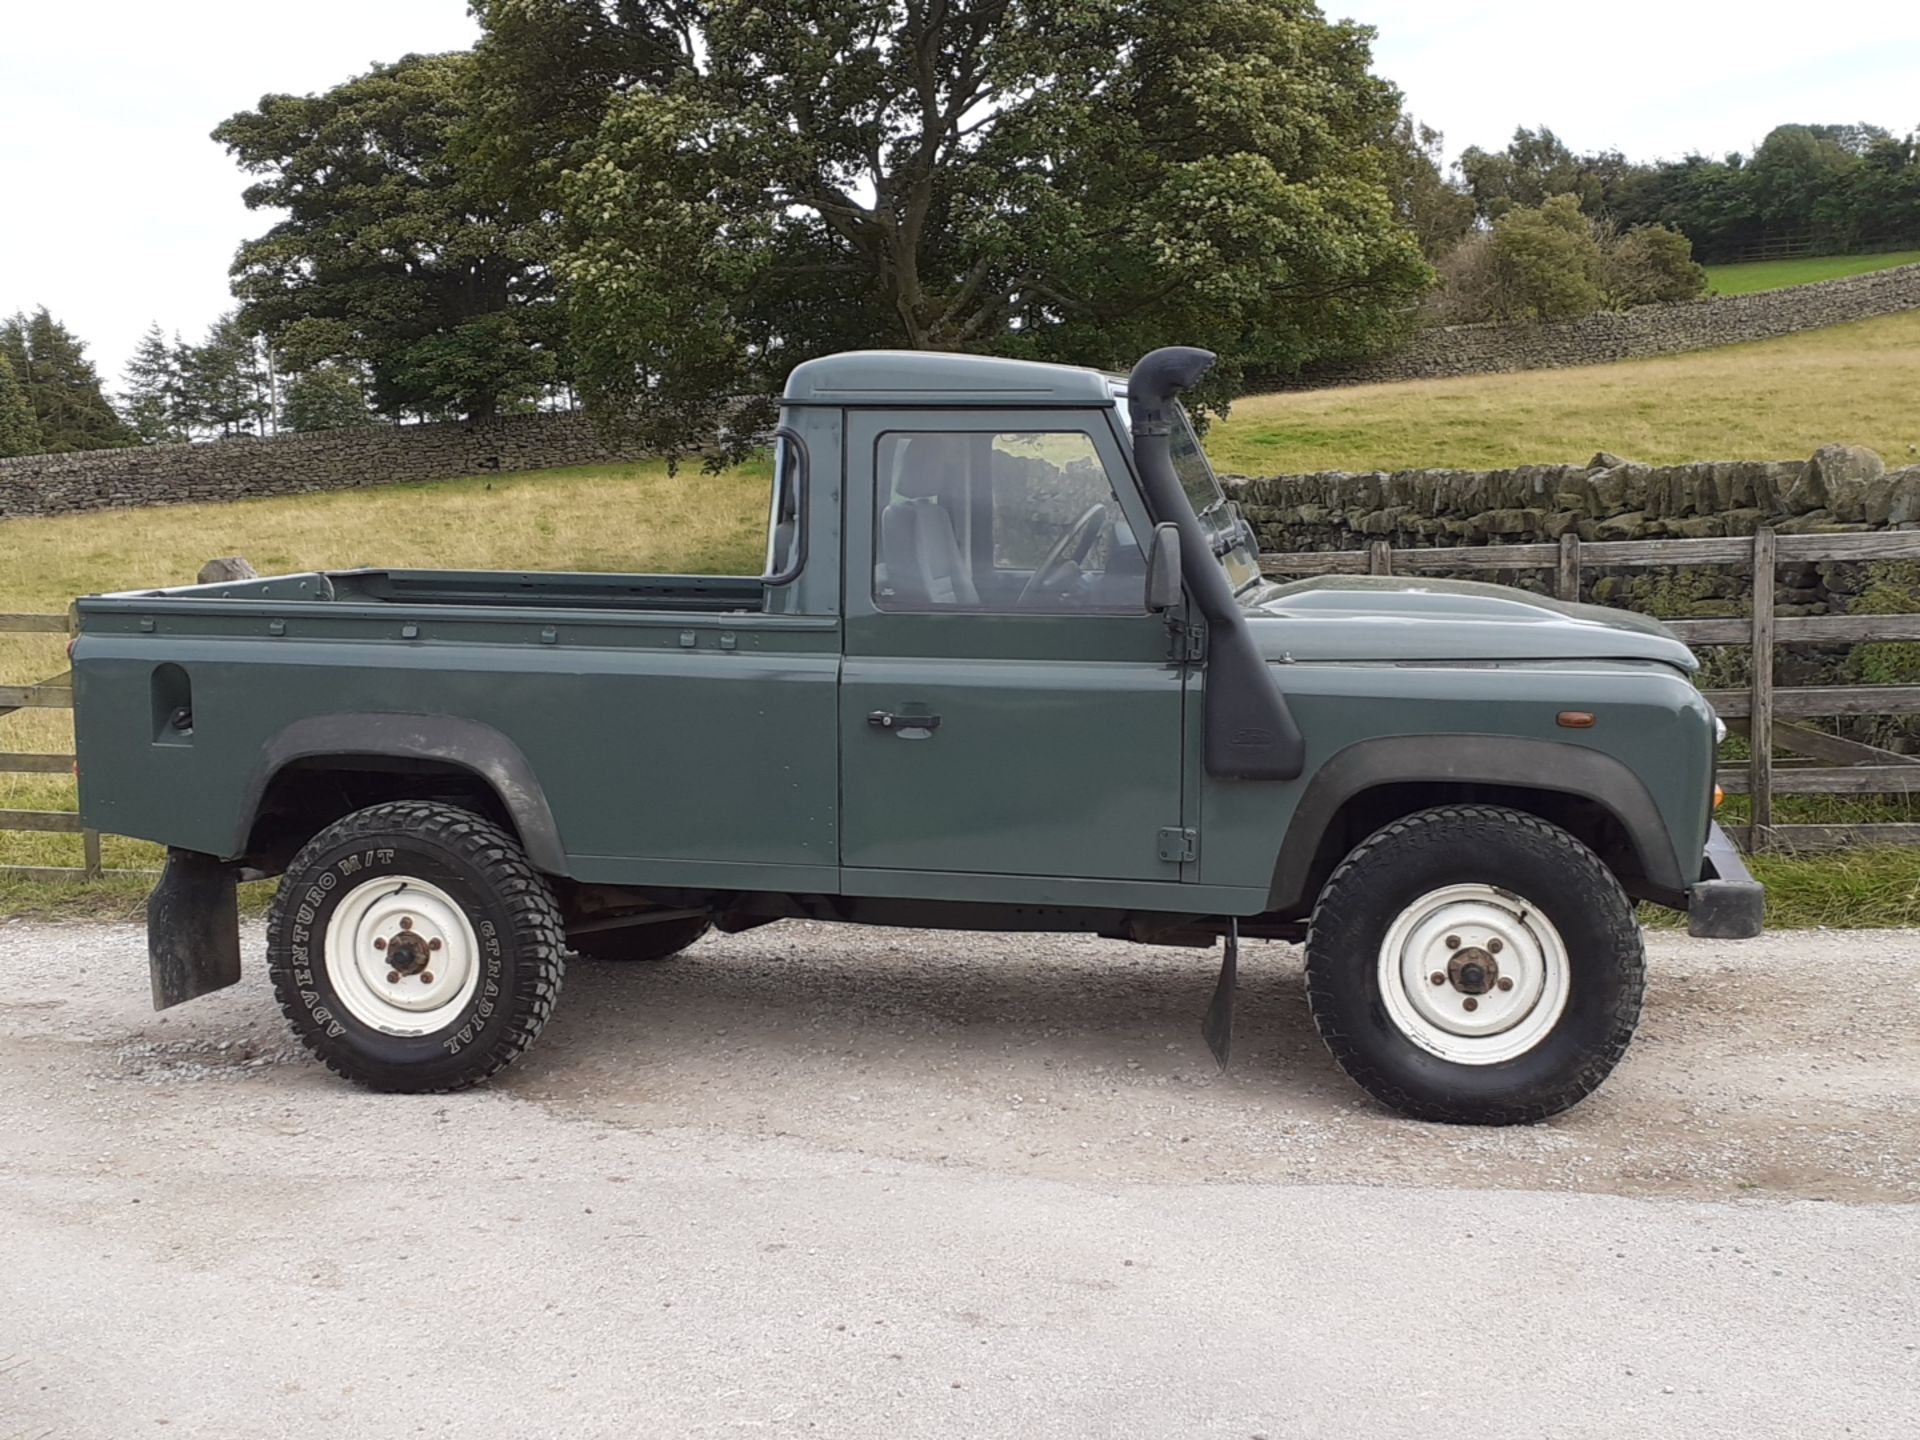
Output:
(71, 347), (1762, 1123)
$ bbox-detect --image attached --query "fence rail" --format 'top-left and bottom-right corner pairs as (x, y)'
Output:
(1260, 526), (1920, 853)
(0, 610), (105, 881)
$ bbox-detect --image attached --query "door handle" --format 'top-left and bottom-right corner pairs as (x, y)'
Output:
(868, 711), (941, 735)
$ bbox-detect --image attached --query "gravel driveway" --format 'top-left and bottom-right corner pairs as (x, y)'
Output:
(2, 918), (1916, 1438)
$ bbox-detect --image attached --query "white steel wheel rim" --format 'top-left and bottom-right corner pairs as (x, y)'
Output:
(324, 876), (482, 1037)
(1376, 883), (1570, 1066)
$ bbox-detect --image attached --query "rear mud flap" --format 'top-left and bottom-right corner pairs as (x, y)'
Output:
(148, 848), (242, 1009)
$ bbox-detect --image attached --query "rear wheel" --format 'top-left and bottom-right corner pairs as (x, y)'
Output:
(569, 915), (711, 963)
(266, 801), (565, 1092)
(1305, 805), (1644, 1124)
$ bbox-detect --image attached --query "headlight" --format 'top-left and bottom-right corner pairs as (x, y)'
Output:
(1712, 713), (1727, 746)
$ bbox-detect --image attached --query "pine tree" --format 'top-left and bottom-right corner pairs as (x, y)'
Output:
(0, 349), (40, 457)
(120, 322), (187, 443)
(181, 312), (271, 438)
(2, 309), (136, 452)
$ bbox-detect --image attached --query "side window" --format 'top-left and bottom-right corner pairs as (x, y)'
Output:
(873, 430), (1145, 613)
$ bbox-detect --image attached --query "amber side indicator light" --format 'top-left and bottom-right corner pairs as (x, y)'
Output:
(1714, 785), (1726, 810)
(1556, 711), (1597, 729)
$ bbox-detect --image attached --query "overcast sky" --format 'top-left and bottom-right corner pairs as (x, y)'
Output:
(3, 1), (1916, 385)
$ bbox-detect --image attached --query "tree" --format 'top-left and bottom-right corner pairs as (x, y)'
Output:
(120, 323), (188, 444)
(1381, 115), (1476, 259)
(215, 51), (560, 422)
(0, 349), (39, 457)
(0, 309), (136, 452)
(474, 0), (1431, 457)
(1484, 195), (1607, 321)
(1431, 196), (1704, 323)
(282, 362), (373, 432)
(178, 311), (273, 438)
(1459, 127), (1639, 222)
(1601, 224), (1707, 307)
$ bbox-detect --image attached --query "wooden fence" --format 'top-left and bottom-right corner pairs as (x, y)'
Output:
(1259, 527), (1920, 853)
(0, 610), (108, 881)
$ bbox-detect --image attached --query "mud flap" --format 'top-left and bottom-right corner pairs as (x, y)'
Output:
(147, 848), (242, 1010)
(1201, 919), (1239, 1069)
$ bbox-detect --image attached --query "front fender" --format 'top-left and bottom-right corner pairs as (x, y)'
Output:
(1268, 734), (1688, 911)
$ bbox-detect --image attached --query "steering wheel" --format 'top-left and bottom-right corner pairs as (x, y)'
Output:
(1016, 503), (1108, 607)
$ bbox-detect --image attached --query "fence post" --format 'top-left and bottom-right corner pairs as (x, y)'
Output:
(1556, 533), (1581, 602)
(1367, 540), (1393, 576)
(1748, 527), (1777, 851)
(82, 829), (103, 880)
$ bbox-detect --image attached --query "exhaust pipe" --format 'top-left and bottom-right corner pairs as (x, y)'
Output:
(1127, 347), (1303, 781)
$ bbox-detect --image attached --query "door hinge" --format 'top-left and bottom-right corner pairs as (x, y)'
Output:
(1156, 827), (1198, 864)
(1167, 617), (1206, 664)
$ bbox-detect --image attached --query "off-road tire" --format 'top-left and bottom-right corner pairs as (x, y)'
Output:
(570, 916), (712, 963)
(266, 801), (565, 1092)
(1305, 804), (1645, 1125)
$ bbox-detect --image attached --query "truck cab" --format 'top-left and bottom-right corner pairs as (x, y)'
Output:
(72, 346), (1762, 1123)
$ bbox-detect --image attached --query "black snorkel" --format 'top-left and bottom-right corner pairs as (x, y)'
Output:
(1127, 347), (1304, 781)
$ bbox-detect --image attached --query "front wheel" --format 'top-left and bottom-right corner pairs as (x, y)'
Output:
(1305, 805), (1645, 1124)
(266, 801), (566, 1092)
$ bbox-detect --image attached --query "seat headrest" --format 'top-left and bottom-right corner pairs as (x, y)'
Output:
(895, 434), (968, 500)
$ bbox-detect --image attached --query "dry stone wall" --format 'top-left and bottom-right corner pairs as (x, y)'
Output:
(1231, 445), (1920, 658)
(1287, 262), (1920, 388)
(1232, 444), (1920, 553)
(0, 412), (647, 520)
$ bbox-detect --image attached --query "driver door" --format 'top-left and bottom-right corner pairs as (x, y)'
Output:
(838, 408), (1190, 886)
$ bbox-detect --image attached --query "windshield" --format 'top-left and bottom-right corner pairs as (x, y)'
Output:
(1169, 406), (1263, 593)
(1170, 406), (1227, 520)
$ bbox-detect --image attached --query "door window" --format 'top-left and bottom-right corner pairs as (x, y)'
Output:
(872, 430), (1145, 612)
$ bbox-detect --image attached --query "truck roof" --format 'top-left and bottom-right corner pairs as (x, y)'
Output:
(782, 350), (1119, 407)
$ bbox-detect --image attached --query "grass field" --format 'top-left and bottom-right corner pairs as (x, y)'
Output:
(8, 313), (1920, 923)
(1704, 249), (1920, 296)
(1203, 308), (1920, 475)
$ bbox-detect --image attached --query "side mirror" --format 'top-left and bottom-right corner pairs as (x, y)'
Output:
(1145, 522), (1183, 612)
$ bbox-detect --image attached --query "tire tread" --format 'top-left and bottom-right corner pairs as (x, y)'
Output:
(266, 800), (566, 1092)
(1305, 804), (1645, 1124)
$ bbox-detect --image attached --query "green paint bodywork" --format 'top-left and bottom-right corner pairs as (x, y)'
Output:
(71, 352), (1721, 928)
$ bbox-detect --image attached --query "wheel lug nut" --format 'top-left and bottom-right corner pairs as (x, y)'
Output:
(1430, 971), (1446, 986)
(420, 971), (434, 984)
(373, 938), (387, 951)
(399, 917), (414, 931)
(428, 938), (442, 952)
(1487, 937), (1503, 954)
(1462, 997), (1479, 1012)
(386, 970), (400, 984)
(1497, 976), (1514, 991)
(1445, 935), (1460, 950)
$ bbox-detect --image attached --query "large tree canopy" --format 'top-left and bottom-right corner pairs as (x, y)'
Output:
(215, 52), (561, 421)
(471, 0), (1430, 455)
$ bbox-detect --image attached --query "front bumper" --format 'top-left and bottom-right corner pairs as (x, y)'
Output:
(1686, 823), (1765, 939)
